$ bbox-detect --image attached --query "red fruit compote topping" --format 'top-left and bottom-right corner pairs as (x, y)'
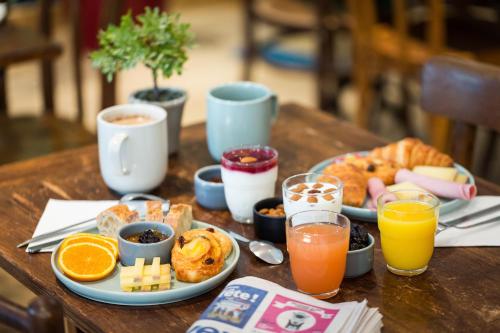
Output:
(221, 146), (278, 174)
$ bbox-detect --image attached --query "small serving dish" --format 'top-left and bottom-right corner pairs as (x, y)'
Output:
(253, 198), (286, 243)
(345, 233), (375, 278)
(118, 222), (175, 266)
(194, 165), (227, 210)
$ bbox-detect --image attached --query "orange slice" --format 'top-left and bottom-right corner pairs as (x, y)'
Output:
(61, 234), (118, 259)
(58, 242), (116, 281)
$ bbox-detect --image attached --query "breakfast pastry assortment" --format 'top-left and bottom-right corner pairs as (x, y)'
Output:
(322, 137), (476, 207)
(58, 201), (233, 291)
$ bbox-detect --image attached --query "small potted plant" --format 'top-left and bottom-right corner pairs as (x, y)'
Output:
(91, 7), (194, 155)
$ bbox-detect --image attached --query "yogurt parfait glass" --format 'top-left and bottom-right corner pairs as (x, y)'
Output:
(221, 145), (278, 224)
(282, 173), (343, 217)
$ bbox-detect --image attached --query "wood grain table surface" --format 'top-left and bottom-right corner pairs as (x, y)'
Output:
(0, 103), (498, 333)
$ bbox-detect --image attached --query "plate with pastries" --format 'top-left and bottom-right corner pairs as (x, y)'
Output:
(51, 201), (240, 306)
(309, 138), (476, 222)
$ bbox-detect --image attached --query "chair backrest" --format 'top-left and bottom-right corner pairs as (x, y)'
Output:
(0, 295), (64, 333)
(70, 0), (122, 121)
(421, 56), (500, 167)
(347, 0), (446, 71)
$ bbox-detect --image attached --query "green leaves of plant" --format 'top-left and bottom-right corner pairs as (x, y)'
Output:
(90, 7), (194, 84)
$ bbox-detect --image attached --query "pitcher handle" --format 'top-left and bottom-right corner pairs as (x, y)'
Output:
(108, 132), (130, 175)
(270, 94), (279, 124)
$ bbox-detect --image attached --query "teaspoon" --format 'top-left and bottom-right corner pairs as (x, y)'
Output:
(228, 231), (284, 265)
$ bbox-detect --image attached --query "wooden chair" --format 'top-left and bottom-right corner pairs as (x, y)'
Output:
(69, 0), (122, 117)
(0, 295), (64, 333)
(0, 0), (62, 113)
(421, 56), (500, 174)
(347, 0), (473, 138)
(243, 0), (349, 112)
(0, 0), (95, 164)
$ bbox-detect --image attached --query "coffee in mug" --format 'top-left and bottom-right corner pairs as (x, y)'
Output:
(108, 115), (153, 125)
(97, 104), (168, 193)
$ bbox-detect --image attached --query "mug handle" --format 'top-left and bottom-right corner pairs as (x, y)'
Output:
(270, 94), (279, 124)
(108, 133), (130, 175)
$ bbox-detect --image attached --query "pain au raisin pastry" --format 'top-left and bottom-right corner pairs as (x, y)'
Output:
(321, 163), (367, 207)
(97, 205), (139, 238)
(171, 229), (225, 283)
(344, 155), (400, 185)
(370, 138), (453, 169)
(205, 227), (232, 259)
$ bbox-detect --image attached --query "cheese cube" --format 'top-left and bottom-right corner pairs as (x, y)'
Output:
(119, 258), (171, 292)
(133, 258), (145, 283)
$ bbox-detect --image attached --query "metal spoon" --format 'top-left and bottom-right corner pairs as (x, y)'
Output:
(229, 231), (284, 265)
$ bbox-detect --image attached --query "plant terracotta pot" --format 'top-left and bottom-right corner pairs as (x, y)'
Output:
(129, 87), (187, 155)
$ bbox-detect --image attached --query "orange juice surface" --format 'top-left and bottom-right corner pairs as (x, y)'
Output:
(378, 201), (437, 271)
(287, 223), (349, 295)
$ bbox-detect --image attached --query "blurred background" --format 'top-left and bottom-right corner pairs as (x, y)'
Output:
(0, 0), (499, 328)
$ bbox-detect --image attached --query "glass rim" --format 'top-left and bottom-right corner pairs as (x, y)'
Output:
(282, 173), (344, 196)
(220, 144), (278, 169)
(287, 210), (350, 232)
(377, 189), (440, 212)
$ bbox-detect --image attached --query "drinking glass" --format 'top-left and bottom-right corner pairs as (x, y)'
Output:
(282, 173), (343, 217)
(286, 210), (350, 299)
(221, 145), (278, 223)
(377, 190), (440, 276)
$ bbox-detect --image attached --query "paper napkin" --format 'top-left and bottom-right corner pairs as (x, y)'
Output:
(27, 199), (118, 253)
(435, 196), (500, 247)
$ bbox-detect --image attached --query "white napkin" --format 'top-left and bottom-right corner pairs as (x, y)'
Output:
(435, 196), (500, 247)
(27, 199), (118, 253)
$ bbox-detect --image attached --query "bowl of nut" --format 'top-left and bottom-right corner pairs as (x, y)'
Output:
(253, 198), (286, 243)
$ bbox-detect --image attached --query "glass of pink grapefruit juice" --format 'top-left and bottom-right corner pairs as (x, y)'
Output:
(286, 210), (350, 299)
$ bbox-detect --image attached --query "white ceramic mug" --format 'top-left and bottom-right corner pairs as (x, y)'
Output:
(97, 104), (168, 193)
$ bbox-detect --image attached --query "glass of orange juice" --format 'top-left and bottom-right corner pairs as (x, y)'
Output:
(286, 210), (350, 299)
(377, 190), (439, 276)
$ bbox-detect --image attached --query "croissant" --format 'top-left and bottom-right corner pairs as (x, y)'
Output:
(321, 163), (367, 207)
(171, 229), (224, 283)
(370, 138), (453, 169)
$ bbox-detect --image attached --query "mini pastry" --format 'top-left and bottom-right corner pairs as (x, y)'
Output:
(370, 138), (453, 169)
(146, 200), (163, 222)
(205, 227), (232, 259)
(97, 205), (139, 238)
(321, 163), (367, 207)
(344, 155), (400, 185)
(164, 204), (192, 238)
(171, 229), (224, 283)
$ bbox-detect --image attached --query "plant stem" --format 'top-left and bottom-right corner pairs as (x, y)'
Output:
(152, 69), (159, 101)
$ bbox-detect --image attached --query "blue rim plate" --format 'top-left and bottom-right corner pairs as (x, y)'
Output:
(308, 151), (475, 222)
(51, 220), (240, 306)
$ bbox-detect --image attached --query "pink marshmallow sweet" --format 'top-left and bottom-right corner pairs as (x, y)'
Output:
(395, 169), (477, 200)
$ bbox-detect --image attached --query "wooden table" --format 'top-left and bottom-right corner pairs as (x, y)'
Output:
(0, 103), (499, 332)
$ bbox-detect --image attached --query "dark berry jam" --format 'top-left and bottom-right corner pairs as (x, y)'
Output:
(126, 229), (168, 244)
(221, 146), (278, 173)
